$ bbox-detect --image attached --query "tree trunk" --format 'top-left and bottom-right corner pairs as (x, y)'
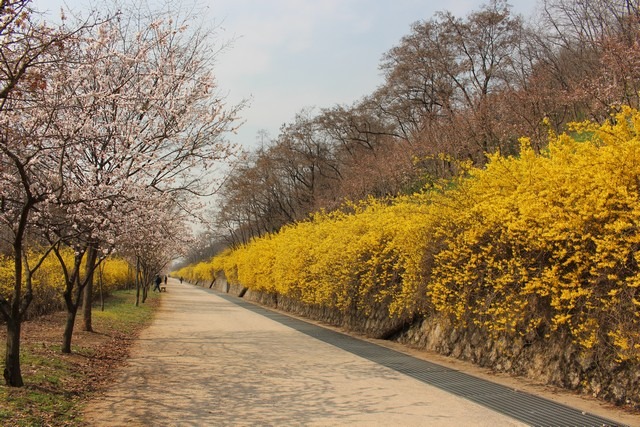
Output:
(3, 213), (27, 387)
(99, 264), (105, 311)
(61, 306), (77, 354)
(135, 257), (141, 307)
(3, 318), (23, 387)
(127, 264), (132, 291)
(141, 264), (149, 303)
(82, 245), (98, 332)
(59, 250), (86, 354)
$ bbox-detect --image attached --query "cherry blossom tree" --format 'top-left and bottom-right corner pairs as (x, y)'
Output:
(116, 190), (192, 306)
(1, 0), (242, 382)
(39, 5), (242, 351)
(0, 0), (91, 386)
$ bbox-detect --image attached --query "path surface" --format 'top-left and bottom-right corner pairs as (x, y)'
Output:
(82, 279), (635, 426)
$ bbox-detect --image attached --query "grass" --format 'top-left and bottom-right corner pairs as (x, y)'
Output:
(93, 290), (156, 333)
(0, 289), (159, 426)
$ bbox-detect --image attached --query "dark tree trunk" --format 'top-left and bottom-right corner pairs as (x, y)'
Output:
(135, 257), (141, 307)
(58, 250), (87, 354)
(82, 245), (98, 332)
(99, 264), (105, 311)
(2, 204), (31, 387)
(3, 259), (24, 386)
(62, 274), (78, 354)
(3, 318), (23, 387)
(141, 263), (149, 303)
(61, 306), (77, 354)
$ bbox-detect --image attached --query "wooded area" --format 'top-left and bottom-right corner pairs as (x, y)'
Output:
(201, 0), (640, 251)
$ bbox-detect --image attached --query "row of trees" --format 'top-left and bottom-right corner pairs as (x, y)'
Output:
(0, 0), (240, 386)
(210, 0), (640, 247)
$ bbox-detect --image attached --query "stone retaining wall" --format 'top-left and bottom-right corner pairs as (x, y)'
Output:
(395, 316), (639, 407)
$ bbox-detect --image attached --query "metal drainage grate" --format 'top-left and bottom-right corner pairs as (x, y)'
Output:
(210, 290), (626, 427)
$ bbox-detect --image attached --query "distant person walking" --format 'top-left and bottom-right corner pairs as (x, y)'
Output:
(153, 274), (162, 292)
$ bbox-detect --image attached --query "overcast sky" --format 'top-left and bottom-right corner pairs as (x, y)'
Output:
(34, 0), (539, 151)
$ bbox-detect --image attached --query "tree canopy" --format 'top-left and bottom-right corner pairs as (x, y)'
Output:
(212, 0), (640, 248)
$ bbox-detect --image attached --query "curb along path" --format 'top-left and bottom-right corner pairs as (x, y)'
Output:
(82, 280), (631, 426)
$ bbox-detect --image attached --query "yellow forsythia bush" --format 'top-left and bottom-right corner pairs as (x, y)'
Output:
(190, 106), (640, 362)
(0, 254), (14, 300)
(1, 248), (134, 318)
(430, 107), (640, 361)
(207, 199), (437, 318)
(174, 261), (213, 285)
(98, 256), (134, 292)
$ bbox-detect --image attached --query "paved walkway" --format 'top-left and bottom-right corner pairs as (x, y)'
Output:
(82, 279), (634, 426)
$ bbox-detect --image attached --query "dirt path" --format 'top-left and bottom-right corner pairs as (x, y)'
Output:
(82, 279), (636, 426)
